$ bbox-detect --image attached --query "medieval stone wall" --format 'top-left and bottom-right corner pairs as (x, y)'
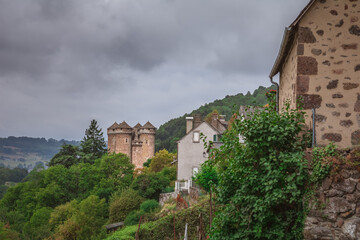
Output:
(108, 132), (132, 157)
(107, 122), (155, 169)
(304, 151), (360, 239)
(280, 0), (360, 148)
(138, 132), (155, 165)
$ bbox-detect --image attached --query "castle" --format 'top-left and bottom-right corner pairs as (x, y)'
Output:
(107, 121), (156, 168)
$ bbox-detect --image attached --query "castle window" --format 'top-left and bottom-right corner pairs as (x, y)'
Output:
(125, 138), (128, 143)
(193, 131), (200, 143)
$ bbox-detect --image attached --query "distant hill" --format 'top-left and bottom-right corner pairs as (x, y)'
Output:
(155, 85), (275, 152)
(0, 137), (80, 170)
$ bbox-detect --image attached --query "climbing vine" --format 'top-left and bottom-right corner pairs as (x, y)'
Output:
(208, 99), (311, 239)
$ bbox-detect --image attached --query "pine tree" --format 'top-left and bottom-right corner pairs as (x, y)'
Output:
(80, 119), (107, 163)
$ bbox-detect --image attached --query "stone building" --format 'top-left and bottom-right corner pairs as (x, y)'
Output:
(270, 0), (360, 148)
(107, 121), (156, 168)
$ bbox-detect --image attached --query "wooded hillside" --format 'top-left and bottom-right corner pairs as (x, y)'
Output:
(155, 85), (275, 152)
(0, 137), (80, 169)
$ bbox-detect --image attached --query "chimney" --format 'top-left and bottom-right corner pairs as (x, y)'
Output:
(193, 114), (202, 129)
(211, 113), (219, 130)
(186, 117), (194, 134)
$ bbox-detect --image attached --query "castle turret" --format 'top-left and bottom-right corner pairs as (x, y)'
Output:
(107, 121), (133, 157)
(137, 122), (156, 168)
(107, 120), (156, 169)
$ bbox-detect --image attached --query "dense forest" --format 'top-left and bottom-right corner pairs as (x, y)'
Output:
(0, 137), (80, 169)
(0, 120), (177, 239)
(155, 85), (275, 152)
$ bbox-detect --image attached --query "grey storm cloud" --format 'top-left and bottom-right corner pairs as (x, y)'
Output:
(0, 0), (310, 140)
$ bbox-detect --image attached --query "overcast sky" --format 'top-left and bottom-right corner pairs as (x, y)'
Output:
(0, 0), (310, 140)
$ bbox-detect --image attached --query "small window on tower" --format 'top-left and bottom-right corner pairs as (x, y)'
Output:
(125, 138), (128, 143)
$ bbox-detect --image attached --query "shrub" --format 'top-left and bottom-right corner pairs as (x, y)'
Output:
(124, 210), (144, 226)
(109, 189), (144, 223)
(210, 102), (309, 239)
(131, 173), (170, 200)
(140, 200), (159, 213)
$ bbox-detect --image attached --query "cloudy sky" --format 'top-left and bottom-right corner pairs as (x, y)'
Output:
(0, 0), (310, 140)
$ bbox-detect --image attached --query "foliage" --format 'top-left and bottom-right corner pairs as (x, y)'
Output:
(204, 109), (220, 124)
(155, 85), (275, 152)
(107, 200), (210, 240)
(0, 221), (20, 240)
(0, 137), (80, 169)
(23, 207), (53, 240)
(159, 166), (177, 182)
(51, 195), (107, 240)
(131, 172), (170, 200)
(310, 143), (337, 183)
(80, 119), (107, 163)
(143, 158), (152, 168)
(193, 161), (218, 192)
(109, 189), (144, 223)
(148, 149), (175, 173)
(140, 200), (160, 213)
(124, 210), (145, 226)
(209, 101), (309, 239)
(0, 167), (28, 199)
(0, 167), (28, 185)
(0, 153), (134, 237)
(48, 144), (80, 168)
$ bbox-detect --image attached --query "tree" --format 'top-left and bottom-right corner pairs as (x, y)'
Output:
(148, 150), (175, 173)
(80, 119), (107, 163)
(193, 162), (218, 228)
(109, 189), (144, 223)
(52, 195), (107, 240)
(23, 207), (53, 240)
(204, 109), (220, 124)
(209, 101), (309, 239)
(48, 144), (80, 168)
(131, 172), (170, 200)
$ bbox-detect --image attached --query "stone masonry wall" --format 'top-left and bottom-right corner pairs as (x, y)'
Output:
(279, 35), (299, 110)
(280, 0), (360, 148)
(304, 150), (360, 239)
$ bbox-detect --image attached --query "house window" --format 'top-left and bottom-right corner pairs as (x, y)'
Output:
(213, 134), (217, 142)
(193, 167), (199, 176)
(193, 131), (200, 142)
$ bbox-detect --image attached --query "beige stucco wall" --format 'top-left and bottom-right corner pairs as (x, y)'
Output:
(177, 123), (219, 181)
(279, 0), (360, 148)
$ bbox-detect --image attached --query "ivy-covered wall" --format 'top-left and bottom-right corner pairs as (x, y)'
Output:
(304, 148), (360, 239)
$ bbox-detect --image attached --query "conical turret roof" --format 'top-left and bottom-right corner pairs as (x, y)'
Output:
(118, 121), (132, 129)
(141, 121), (156, 129)
(108, 122), (119, 130)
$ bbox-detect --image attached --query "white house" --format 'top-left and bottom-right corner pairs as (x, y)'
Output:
(175, 114), (227, 192)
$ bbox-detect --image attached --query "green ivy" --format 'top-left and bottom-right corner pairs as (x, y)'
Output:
(209, 101), (309, 240)
(310, 143), (336, 184)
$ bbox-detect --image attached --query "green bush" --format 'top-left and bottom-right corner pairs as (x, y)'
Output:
(161, 186), (174, 193)
(140, 200), (159, 213)
(124, 210), (144, 226)
(210, 101), (309, 239)
(131, 173), (170, 200)
(109, 189), (144, 223)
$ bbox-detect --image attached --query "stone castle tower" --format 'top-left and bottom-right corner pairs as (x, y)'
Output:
(107, 121), (156, 168)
